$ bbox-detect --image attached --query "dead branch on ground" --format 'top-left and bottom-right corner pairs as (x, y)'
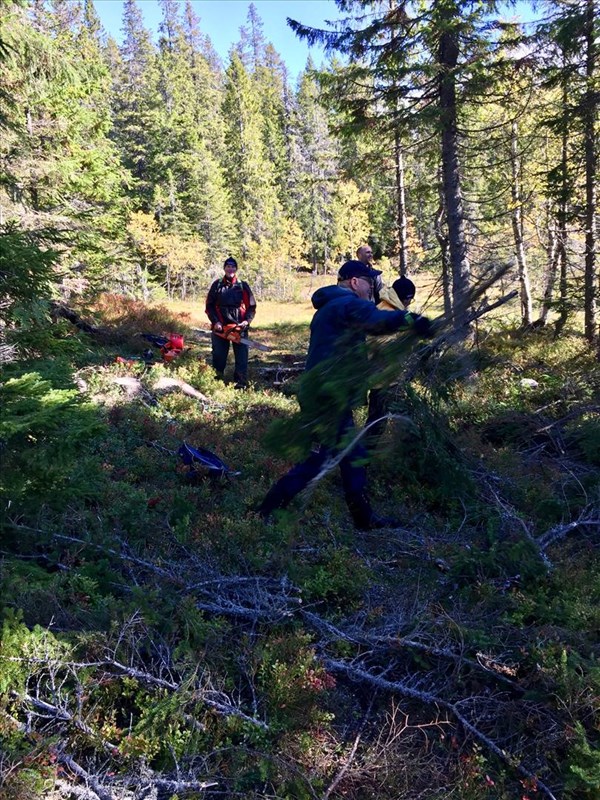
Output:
(321, 656), (558, 800)
(55, 754), (115, 800)
(50, 302), (103, 335)
(537, 514), (600, 550)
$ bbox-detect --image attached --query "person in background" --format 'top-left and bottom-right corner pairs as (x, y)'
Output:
(365, 275), (418, 446)
(378, 276), (416, 311)
(205, 257), (256, 388)
(356, 244), (383, 304)
(258, 260), (431, 530)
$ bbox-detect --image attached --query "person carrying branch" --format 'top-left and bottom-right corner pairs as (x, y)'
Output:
(258, 260), (432, 530)
(365, 276), (418, 446)
(205, 257), (256, 388)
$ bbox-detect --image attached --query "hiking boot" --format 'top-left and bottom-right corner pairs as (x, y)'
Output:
(346, 493), (400, 530)
(354, 512), (400, 531)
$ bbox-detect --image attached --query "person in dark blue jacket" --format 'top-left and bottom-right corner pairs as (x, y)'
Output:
(258, 260), (431, 530)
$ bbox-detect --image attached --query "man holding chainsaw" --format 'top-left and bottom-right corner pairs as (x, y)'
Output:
(206, 257), (257, 388)
(258, 260), (432, 531)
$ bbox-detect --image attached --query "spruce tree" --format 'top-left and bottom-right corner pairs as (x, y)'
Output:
(289, 61), (339, 273)
(1, 0), (123, 286)
(111, 0), (161, 211)
(289, 0), (522, 324)
(154, 0), (235, 269)
(222, 51), (283, 265)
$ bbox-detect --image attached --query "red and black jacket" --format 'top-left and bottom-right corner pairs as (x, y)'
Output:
(205, 275), (257, 327)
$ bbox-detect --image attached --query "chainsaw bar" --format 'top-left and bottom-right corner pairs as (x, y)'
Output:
(192, 327), (272, 352)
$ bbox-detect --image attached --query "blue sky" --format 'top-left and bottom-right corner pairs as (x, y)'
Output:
(94, 0), (342, 79)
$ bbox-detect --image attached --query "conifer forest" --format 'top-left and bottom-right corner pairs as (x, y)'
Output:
(1, 0), (600, 798)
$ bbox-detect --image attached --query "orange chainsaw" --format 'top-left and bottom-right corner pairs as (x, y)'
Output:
(193, 325), (272, 352)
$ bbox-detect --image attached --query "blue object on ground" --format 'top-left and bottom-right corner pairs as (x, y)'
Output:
(178, 442), (240, 478)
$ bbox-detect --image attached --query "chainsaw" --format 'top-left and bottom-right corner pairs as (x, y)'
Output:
(193, 324), (272, 352)
(141, 332), (186, 362)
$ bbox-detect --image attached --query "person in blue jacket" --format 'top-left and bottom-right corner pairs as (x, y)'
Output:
(258, 260), (431, 530)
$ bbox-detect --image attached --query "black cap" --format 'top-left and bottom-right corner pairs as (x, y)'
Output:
(223, 257), (238, 268)
(338, 260), (382, 281)
(392, 276), (416, 302)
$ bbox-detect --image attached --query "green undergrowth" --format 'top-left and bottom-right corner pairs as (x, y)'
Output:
(1, 307), (599, 799)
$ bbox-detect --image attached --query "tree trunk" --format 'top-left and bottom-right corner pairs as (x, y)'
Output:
(438, 4), (470, 327)
(510, 121), (533, 327)
(394, 129), (409, 277)
(138, 265), (149, 302)
(555, 76), (570, 337)
(388, 0), (409, 277)
(435, 174), (452, 317)
(537, 132), (559, 327)
(583, 0), (597, 344)
(539, 213), (560, 327)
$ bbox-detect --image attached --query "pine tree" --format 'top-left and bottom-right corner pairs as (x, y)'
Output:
(581, 0), (597, 344)
(330, 180), (371, 262)
(535, 0), (598, 337)
(237, 2), (267, 73)
(181, 0), (225, 160)
(83, 0), (103, 41)
(48, 0), (82, 36)
(258, 44), (292, 212)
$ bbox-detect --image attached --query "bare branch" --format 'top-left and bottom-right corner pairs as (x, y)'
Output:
(53, 779), (107, 800)
(322, 657), (558, 800)
(0, 343), (17, 364)
(13, 692), (119, 755)
(538, 516), (600, 549)
(302, 612), (521, 691)
(484, 484), (553, 571)
(56, 754), (115, 800)
(404, 290), (520, 381)
(322, 695), (375, 800)
(299, 414), (411, 504)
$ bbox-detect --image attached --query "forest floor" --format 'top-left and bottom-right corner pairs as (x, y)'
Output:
(1, 289), (600, 800)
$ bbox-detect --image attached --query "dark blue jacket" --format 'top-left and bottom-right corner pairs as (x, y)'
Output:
(305, 285), (413, 371)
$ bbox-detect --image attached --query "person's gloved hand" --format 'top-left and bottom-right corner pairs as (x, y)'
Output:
(412, 314), (433, 337)
(213, 322), (223, 332)
(239, 320), (249, 329)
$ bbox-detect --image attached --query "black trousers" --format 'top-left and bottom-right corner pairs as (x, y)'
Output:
(258, 410), (372, 520)
(365, 387), (389, 449)
(211, 332), (249, 386)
